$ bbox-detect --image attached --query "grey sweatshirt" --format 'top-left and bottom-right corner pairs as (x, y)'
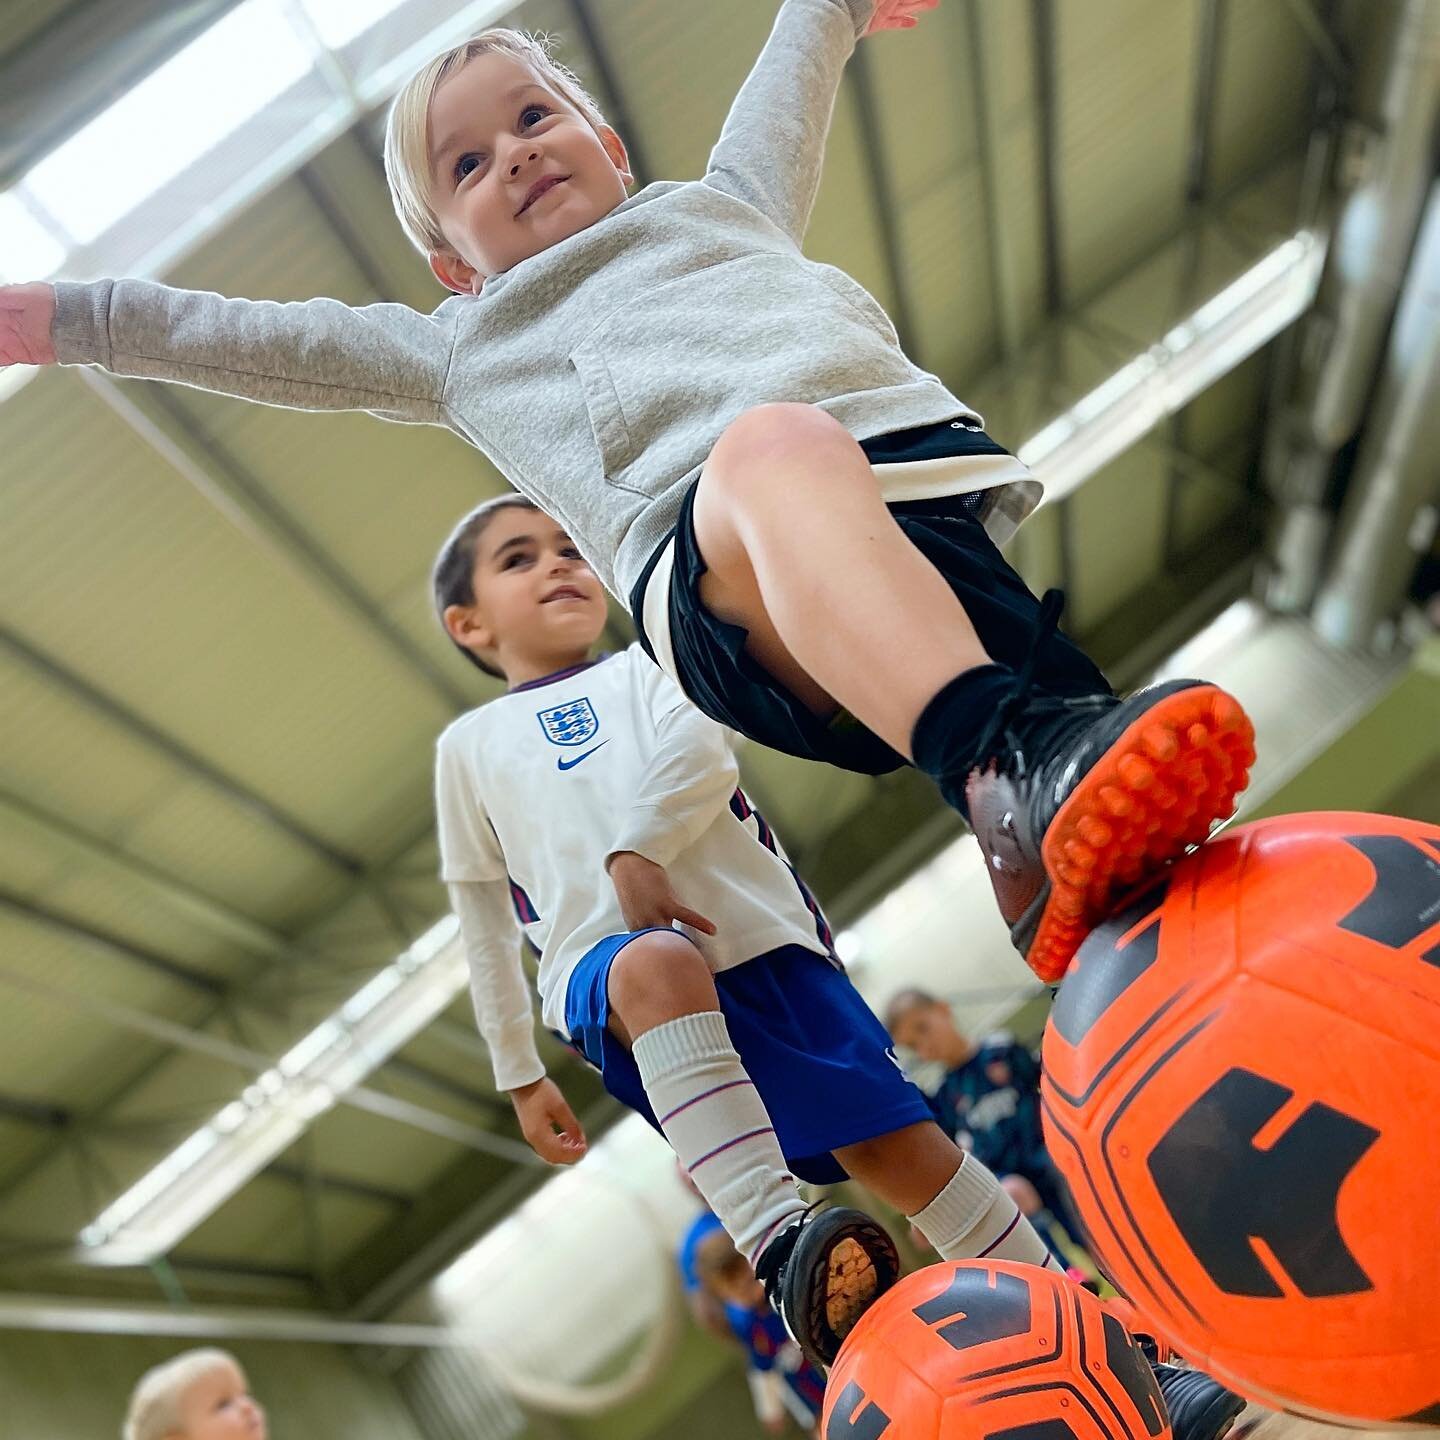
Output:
(51, 0), (1032, 603)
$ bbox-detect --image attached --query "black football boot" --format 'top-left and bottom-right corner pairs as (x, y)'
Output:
(753, 1205), (900, 1370)
(964, 592), (1256, 982)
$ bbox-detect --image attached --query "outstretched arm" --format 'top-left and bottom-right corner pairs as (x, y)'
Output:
(702, 0), (938, 245)
(1, 278), (458, 425)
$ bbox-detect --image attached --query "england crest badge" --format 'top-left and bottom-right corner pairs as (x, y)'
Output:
(537, 697), (599, 747)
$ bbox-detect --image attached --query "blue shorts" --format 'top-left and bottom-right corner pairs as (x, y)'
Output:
(564, 934), (933, 1185)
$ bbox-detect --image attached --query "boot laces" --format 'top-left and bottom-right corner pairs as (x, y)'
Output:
(970, 590), (1110, 779)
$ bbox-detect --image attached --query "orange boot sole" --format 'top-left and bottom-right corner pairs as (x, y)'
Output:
(1029, 685), (1256, 983)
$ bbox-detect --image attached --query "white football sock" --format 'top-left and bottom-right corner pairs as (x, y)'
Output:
(632, 1010), (805, 1262)
(909, 1155), (1060, 1270)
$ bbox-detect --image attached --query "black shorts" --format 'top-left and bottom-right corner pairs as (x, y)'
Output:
(629, 420), (1112, 776)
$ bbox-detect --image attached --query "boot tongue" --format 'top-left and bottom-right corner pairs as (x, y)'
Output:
(969, 588), (1069, 771)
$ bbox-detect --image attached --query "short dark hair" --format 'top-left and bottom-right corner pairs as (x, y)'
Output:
(432, 493), (540, 679)
(883, 987), (941, 1030)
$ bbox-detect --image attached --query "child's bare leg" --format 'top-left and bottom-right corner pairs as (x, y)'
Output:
(690, 403), (1255, 984)
(692, 402), (990, 756)
(834, 1121), (1059, 1271)
(606, 931), (897, 1361)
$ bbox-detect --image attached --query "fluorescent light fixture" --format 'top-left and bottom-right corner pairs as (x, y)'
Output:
(0, 194), (68, 281)
(1018, 231), (1325, 503)
(0, 0), (511, 313)
(77, 915), (466, 1266)
(25, 1), (311, 246)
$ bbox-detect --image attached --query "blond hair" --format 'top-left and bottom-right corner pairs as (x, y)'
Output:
(384, 28), (609, 256)
(123, 1348), (242, 1440)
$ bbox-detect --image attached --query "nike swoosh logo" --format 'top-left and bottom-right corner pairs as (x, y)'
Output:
(557, 741), (609, 771)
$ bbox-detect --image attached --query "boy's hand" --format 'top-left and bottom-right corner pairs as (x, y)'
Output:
(510, 1077), (588, 1165)
(865, 0), (940, 34)
(608, 851), (718, 935)
(0, 284), (58, 367)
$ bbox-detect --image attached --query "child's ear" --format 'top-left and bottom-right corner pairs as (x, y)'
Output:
(599, 126), (634, 187)
(443, 602), (495, 653)
(429, 247), (483, 295)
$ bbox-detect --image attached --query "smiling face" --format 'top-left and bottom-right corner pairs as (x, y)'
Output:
(426, 51), (631, 290)
(171, 1360), (266, 1440)
(443, 505), (609, 685)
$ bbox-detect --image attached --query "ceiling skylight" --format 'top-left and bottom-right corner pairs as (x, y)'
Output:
(24, 1), (311, 246)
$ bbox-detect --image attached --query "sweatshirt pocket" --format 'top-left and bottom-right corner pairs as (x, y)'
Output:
(566, 252), (914, 498)
(569, 338), (637, 480)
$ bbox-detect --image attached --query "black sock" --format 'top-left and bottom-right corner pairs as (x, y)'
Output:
(910, 664), (1017, 817)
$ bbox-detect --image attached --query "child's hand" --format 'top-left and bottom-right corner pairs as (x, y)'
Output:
(510, 1076), (588, 1165)
(607, 851), (718, 935)
(865, 0), (940, 34)
(0, 283), (58, 367)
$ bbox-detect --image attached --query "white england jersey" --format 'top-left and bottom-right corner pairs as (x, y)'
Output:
(435, 645), (835, 1090)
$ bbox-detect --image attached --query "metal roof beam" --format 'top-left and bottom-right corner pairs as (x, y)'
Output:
(265, 1161), (410, 1210)
(1281, 0), (1351, 85)
(0, 621), (413, 945)
(846, 46), (921, 360)
(1030, 0), (1066, 314)
(344, 1087), (620, 1317)
(0, 885), (227, 996)
(299, 132), (445, 312)
(0, 624), (367, 879)
(384, 1057), (513, 1119)
(0, 1093), (71, 1131)
(964, 0), (1025, 364)
(565, 0), (653, 185)
(0, 960), (538, 1167)
(1165, 0), (1228, 568)
(0, 786), (317, 967)
(74, 367), (473, 713)
(0, 1291), (512, 1348)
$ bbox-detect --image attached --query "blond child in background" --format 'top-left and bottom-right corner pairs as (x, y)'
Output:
(123, 1348), (266, 1440)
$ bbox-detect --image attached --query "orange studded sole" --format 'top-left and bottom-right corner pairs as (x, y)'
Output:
(825, 1238), (879, 1340)
(1030, 685), (1256, 984)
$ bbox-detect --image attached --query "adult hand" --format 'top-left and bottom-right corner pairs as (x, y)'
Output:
(0, 283), (58, 366)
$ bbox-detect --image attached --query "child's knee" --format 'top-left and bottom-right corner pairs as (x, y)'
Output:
(1001, 1173), (1042, 1214)
(709, 403), (858, 492)
(608, 929), (710, 1011)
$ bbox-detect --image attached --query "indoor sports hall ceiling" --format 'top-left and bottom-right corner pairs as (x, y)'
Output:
(2, 0), (1431, 1351)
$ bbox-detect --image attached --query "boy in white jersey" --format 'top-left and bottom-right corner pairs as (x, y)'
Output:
(428, 494), (1245, 1435)
(430, 493), (1087, 1364)
(0, 0), (1254, 988)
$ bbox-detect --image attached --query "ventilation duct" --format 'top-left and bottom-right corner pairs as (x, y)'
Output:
(1264, 0), (1440, 612)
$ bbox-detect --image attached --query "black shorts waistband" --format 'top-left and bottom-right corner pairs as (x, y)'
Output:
(629, 418), (1009, 654)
